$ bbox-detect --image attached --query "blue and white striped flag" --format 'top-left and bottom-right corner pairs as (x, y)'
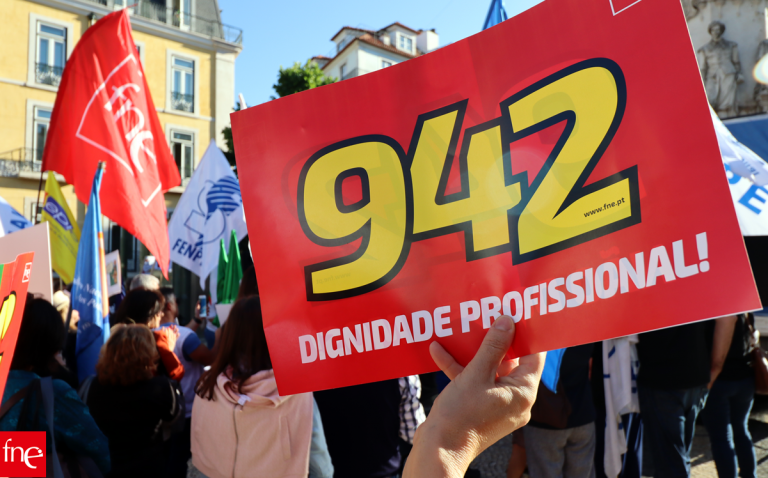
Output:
(168, 140), (247, 287)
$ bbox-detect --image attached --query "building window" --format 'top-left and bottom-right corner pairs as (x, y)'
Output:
(26, 200), (44, 224)
(174, 0), (192, 29)
(382, 60), (392, 68)
(32, 107), (52, 162)
(35, 22), (66, 86)
(340, 64), (347, 79)
(399, 35), (413, 53)
(171, 57), (194, 112)
(171, 131), (194, 183)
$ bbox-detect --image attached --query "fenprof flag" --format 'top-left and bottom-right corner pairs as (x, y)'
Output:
(231, 0), (761, 394)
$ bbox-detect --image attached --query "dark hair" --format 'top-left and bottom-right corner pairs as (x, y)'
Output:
(112, 289), (165, 326)
(236, 265), (259, 300)
(11, 295), (67, 376)
(709, 21), (725, 34)
(196, 296), (271, 400)
(159, 287), (176, 309)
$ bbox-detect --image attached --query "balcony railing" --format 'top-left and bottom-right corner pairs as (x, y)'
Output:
(171, 92), (194, 113)
(84, 0), (242, 45)
(35, 63), (64, 86)
(0, 148), (43, 177)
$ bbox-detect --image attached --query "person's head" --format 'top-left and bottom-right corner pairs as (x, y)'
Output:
(113, 288), (165, 329)
(96, 324), (158, 385)
(11, 295), (67, 376)
(129, 274), (160, 291)
(709, 21), (725, 40)
(196, 296), (271, 400)
(236, 265), (259, 301)
(158, 287), (177, 325)
(51, 290), (79, 331)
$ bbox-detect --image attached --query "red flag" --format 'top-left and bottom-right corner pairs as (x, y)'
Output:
(42, 10), (180, 278)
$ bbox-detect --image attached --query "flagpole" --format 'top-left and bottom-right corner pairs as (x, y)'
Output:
(34, 169), (44, 224)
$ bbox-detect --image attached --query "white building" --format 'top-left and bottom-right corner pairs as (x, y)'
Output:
(314, 22), (439, 80)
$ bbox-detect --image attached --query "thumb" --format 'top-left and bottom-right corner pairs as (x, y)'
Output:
(465, 315), (516, 382)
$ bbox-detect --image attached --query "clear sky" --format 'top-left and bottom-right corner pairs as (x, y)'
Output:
(218, 0), (544, 108)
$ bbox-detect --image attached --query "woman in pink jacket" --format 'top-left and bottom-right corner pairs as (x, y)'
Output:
(187, 296), (333, 478)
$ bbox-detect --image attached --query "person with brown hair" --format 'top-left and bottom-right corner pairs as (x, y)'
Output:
(112, 288), (185, 381)
(83, 324), (183, 478)
(188, 296), (333, 478)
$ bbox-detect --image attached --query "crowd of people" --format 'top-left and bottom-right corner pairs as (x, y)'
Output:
(0, 266), (760, 478)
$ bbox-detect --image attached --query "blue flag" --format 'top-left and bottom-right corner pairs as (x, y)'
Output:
(541, 347), (566, 393)
(73, 164), (109, 384)
(483, 0), (508, 30)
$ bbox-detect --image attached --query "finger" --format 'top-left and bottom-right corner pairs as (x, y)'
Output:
(508, 351), (546, 383)
(496, 357), (518, 378)
(429, 341), (465, 380)
(465, 315), (516, 383)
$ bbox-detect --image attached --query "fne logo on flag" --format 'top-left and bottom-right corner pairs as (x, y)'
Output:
(76, 55), (162, 208)
(0, 432), (46, 477)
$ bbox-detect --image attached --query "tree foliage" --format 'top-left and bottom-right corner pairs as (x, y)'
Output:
(272, 60), (336, 98)
(221, 102), (240, 171)
(221, 61), (336, 171)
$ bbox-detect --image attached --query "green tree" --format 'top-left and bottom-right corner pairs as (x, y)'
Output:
(221, 101), (240, 170)
(221, 61), (336, 171)
(272, 60), (337, 98)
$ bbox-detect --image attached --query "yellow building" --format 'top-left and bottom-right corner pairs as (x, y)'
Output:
(0, 0), (242, 314)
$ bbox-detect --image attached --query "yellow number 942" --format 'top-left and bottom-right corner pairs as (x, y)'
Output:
(298, 59), (639, 301)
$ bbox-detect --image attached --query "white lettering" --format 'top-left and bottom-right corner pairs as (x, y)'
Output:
(412, 311), (433, 342)
(392, 315), (414, 346)
(460, 300), (481, 333)
(434, 306), (452, 337)
(620, 252), (645, 293)
(299, 335), (317, 363)
(595, 262), (619, 299)
(523, 286), (538, 320)
(480, 296), (502, 328)
(647, 245), (676, 286)
(372, 319), (392, 350)
(548, 277), (566, 313)
(325, 329), (344, 358)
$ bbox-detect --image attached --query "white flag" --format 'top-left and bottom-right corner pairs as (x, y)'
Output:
(712, 109), (768, 236)
(0, 195), (32, 237)
(168, 140), (247, 287)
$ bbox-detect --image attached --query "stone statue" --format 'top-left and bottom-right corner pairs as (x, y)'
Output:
(698, 21), (744, 117)
(682, 0), (708, 20)
(755, 40), (768, 113)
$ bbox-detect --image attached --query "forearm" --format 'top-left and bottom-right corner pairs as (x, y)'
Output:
(403, 421), (476, 478)
(711, 315), (737, 383)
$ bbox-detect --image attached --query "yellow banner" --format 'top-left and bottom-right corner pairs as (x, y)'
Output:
(41, 174), (80, 283)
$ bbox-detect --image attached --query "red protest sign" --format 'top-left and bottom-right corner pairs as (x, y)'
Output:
(0, 252), (34, 402)
(232, 0), (761, 395)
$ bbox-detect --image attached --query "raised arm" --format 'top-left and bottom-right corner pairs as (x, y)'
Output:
(403, 316), (545, 478)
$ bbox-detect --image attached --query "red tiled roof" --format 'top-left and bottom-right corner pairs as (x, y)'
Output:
(311, 55), (332, 60)
(381, 22), (419, 34)
(330, 26), (377, 42)
(357, 33), (418, 59)
(320, 33), (418, 71)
